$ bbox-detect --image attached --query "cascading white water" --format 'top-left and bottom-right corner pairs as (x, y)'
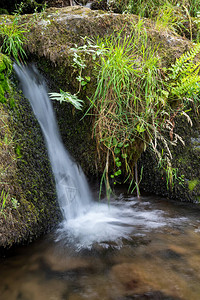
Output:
(14, 64), (92, 220)
(14, 64), (187, 250)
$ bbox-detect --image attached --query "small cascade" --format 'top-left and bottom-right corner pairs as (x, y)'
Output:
(14, 64), (92, 220)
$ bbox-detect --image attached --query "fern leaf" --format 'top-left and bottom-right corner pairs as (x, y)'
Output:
(172, 74), (200, 96)
(169, 43), (200, 79)
(49, 90), (83, 110)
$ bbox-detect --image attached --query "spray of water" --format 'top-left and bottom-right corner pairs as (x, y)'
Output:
(14, 64), (187, 250)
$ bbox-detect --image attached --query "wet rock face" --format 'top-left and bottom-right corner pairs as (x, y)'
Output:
(0, 79), (61, 249)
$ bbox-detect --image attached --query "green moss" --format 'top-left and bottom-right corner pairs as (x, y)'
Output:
(0, 53), (12, 103)
(0, 70), (61, 249)
(188, 179), (199, 191)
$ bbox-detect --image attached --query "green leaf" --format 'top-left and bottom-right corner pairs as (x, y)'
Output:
(116, 161), (122, 167)
(124, 143), (129, 148)
(136, 124), (145, 133)
(49, 90), (83, 110)
(85, 76), (91, 82)
(114, 170), (121, 176)
(114, 147), (120, 154)
(113, 137), (117, 146)
(118, 142), (123, 148)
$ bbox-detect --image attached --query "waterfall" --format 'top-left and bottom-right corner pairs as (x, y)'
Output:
(14, 64), (92, 220)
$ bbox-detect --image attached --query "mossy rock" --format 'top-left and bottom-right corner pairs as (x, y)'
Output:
(0, 74), (61, 250)
(139, 110), (200, 203)
(0, 53), (12, 103)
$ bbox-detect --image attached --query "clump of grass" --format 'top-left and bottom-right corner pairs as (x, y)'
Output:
(88, 24), (172, 196)
(187, 0), (200, 17)
(112, 1), (200, 42)
(113, 0), (174, 18)
(155, 3), (183, 33)
(0, 15), (27, 65)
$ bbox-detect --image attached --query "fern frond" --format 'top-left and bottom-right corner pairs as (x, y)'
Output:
(169, 43), (200, 79)
(171, 74), (200, 96)
(49, 90), (83, 110)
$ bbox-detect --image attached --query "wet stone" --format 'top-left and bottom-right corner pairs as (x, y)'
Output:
(156, 249), (183, 260)
(16, 291), (32, 300)
(120, 291), (182, 299)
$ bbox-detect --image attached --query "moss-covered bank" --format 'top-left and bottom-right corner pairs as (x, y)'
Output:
(0, 56), (61, 250)
(139, 110), (200, 203)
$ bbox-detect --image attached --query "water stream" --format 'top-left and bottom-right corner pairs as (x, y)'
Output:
(5, 64), (200, 299)
(1, 196), (200, 300)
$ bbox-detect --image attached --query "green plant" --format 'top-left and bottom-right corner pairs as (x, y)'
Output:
(14, 1), (47, 15)
(89, 26), (173, 198)
(11, 197), (20, 209)
(116, 1), (196, 42)
(0, 15), (27, 65)
(15, 144), (22, 158)
(90, 25), (200, 198)
(193, 11), (200, 42)
(70, 41), (105, 92)
(118, 0), (174, 17)
(14, 1), (27, 15)
(49, 90), (84, 110)
(49, 41), (105, 109)
(0, 189), (9, 218)
(166, 43), (200, 104)
(155, 3), (182, 33)
(53, 21), (200, 199)
(0, 53), (12, 103)
(188, 179), (199, 191)
(187, 0), (200, 17)
(31, 1), (47, 21)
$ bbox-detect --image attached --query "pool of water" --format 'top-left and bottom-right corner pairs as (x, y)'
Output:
(1, 195), (200, 300)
